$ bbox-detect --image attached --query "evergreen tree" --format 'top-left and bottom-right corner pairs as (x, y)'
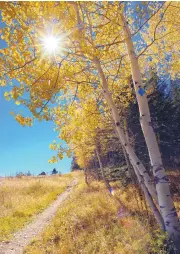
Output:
(127, 76), (180, 169)
(39, 171), (46, 176)
(52, 168), (58, 175)
(71, 157), (81, 171)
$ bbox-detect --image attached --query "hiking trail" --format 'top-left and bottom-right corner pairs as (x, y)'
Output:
(0, 178), (77, 254)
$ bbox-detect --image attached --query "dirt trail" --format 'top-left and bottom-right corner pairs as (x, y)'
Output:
(0, 178), (77, 254)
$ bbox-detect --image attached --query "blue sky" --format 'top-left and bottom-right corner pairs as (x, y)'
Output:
(0, 18), (71, 177)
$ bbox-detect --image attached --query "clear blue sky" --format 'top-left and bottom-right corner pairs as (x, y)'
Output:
(0, 18), (72, 177)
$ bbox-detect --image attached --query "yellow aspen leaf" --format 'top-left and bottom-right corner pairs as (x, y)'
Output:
(15, 100), (20, 105)
(57, 153), (63, 160)
(1, 80), (6, 87)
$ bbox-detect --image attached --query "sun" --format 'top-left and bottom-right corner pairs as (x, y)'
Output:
(42, 35), (61, 54)
(37, 27), (69, 63)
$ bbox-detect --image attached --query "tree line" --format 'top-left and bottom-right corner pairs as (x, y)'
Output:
(15, 168), (61, 177)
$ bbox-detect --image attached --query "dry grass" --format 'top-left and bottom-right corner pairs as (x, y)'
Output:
(0, 173), (74, 241)
(25, 174), (167, 254)
(168, 171), (180, 217)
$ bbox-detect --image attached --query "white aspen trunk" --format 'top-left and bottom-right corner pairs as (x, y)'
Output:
(94, 58), (157, 201)
(114, 126), (136, 182)
(117, 123), (165, 229)
(121, 145), (135, 180)
(133, 163), (165, 231)
(121, 13), (180, 246)
(122, 119), (137, 180)
(95, 148), (111, 189)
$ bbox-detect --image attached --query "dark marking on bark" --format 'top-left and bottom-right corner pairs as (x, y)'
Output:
(155, 175), (169, 184)
(155, 166), (163, 173)
(124, 143), (127, 146)
(147, 191), (151, 197)
(162, 175), (169, 182)
(160, 206), (166, 209)
(154, 176), (159, 184)
(171, 212), (178, 218)
(148, 121), (152, 127)
(136, 162), (140, 165)
(165, 221), (170, 226)
(166, 211), (178, 218)
(143, 170), (147, 174)
(103, 90), (106, 93)
(116, 122), (120, 126)
(135, 81), (138, 84)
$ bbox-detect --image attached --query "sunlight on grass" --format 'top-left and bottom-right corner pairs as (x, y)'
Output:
(0, 173), (75, 241)
(25, 176), (166, 254)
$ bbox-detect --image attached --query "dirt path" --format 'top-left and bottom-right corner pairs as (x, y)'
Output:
(0, 178), (77, 254)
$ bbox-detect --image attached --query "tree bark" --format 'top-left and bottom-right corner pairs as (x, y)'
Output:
(84, 167), (89, 186)
(122, 119), (137, 181)
(117, 123), (165, 230)
(96, 148), (111, 189)
(121, 13), (180, 247)
(94, 58), (157, 201)
(133, 162), (165, 231)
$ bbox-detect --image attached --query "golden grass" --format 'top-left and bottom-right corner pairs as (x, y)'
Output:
(0, 173), (74, 241)
(168, 171), (180, 217)
(25, 175), (167, 254)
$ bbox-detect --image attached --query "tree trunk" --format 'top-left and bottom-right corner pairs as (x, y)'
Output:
(121, 13), (180, 247)
(117, 123), (165, 230)
(94, 58), (157, 201)
(122, 119), (137, 181)
(133, 162), (165, 231)
(96, 148), (111, 189)
(84, 167), (89, 186)
(116, 128), (136, 182)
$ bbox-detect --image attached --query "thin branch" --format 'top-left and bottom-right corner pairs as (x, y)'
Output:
(132, 2), (166, 37)
(70, 84), (79, 108)
(138, 2), (172, 58)
(112, 56), (124, 89)
(37, 63), (61, 116)
(29, 63), (54, 89)
(36, 53), (71, 116)
(4, 57), (36, 75)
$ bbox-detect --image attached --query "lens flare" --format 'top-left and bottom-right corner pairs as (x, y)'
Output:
(42, 35), (60, 53)
(38, 28), (69, 63)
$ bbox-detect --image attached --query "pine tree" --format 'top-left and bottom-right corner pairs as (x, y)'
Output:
(52, 168), (58, 175)
(127, 75), (180, 169)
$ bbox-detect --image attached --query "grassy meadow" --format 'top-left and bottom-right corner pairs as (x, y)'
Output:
(1, 171), (179, 253)
(24, 172), (177, 254)
(0, 173), (74, 241)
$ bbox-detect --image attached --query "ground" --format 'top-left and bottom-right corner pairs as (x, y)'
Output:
(0, 171), (179, 254)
